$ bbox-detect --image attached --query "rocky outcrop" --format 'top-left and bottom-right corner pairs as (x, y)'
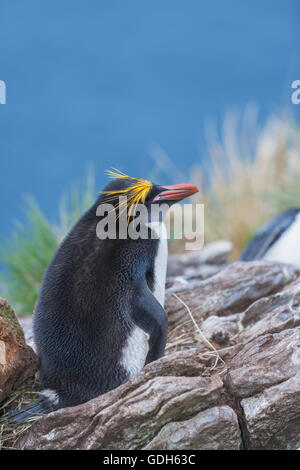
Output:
(144, 406), (241, 450)
(167, 240), (232, 277)
(0, 298), (39, 403)
(15, 353), (231, 450)
(14, 260), (300, 450)
(225, 327), (300, 450)
(225, 327), (300, 398)
(166, 261), (298, 329)
(241, 376), (300, 450)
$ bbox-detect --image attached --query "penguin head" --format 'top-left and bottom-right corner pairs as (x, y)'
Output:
(101, 169), (199, 218)
(149, 183), (200, 207)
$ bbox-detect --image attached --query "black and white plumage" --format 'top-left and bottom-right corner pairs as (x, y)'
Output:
(8, 171), (198, 423)
(240, 207), (300, 265)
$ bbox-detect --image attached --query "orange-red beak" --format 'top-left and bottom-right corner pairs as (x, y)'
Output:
(153, 183), (199, 202)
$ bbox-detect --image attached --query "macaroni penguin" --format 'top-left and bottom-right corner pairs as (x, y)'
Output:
(8, 169), (199, 422)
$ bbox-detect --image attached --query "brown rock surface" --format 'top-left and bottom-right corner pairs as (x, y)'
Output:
(14, 260), (300, 450)
(167, 240), (232, 277)
(240, 280), (300, 342)
(241, 376), (300, 450)
(143, 406), (242, 450)
(16, 353), (224, 450)
(0, 297), (39, 403)
(165, 261), (299, 329)
(225, 327), (300, 398)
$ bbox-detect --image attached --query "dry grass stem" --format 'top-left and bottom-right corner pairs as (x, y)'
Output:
(172, 293), (225, 370)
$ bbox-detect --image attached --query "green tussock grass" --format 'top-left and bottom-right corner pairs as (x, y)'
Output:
(0, 167), (96, 316)
(165, 108), (300, 259)
(0, 376), (41, 449)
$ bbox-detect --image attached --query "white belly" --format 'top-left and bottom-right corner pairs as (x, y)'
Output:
(121, 326), (149, 377)
(263, 213), (300, 267)
(150, 222), (168, 307)
(121, 222), (168, 377)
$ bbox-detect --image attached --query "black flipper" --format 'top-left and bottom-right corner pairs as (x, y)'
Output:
(4, 396), (55, 424)
(131, 278), (168, 364)
(240, 208), (300, 261)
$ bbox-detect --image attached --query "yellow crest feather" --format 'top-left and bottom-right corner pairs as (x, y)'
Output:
(102, 168), (152, 222)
